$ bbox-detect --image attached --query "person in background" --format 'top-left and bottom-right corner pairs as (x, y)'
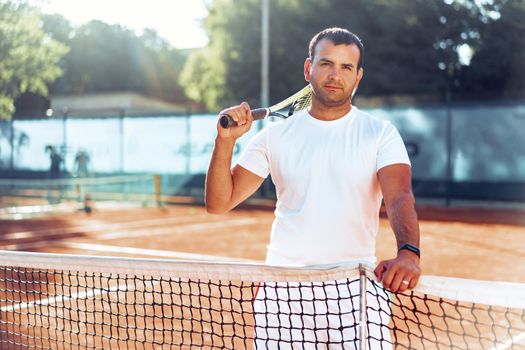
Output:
(45, 145), (63, 179)
(45, 145), (64, 203)
(74, 149), (91, 178)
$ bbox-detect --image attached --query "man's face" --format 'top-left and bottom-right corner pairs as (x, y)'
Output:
(304, 39), (363, 107)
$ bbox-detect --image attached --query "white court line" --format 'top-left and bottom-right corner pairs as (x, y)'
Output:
(3, 216), (260, 242)
(61, 242), (258, 262)
(0, 202), (80, 220)
(95, 217), (260, 240)
(2, 214), (213, 240)
(489, 332), (525, 350)
(0, 282), (131, 313)
(1, 218), (262, 254)
(2, 240), (51, 251)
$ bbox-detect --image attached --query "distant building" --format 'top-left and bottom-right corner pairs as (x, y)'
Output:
(50, 91), (188, 117)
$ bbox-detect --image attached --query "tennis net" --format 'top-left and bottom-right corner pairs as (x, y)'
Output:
(0, 174), (160, 211)
(0, 250), (524, 349)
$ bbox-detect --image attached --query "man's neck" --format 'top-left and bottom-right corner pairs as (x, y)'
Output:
(308, 102), (352, 121)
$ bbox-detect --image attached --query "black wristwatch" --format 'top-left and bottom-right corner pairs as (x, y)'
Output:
(398, 243), (420, 258)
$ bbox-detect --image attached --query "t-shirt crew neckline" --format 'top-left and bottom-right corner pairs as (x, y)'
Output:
(305, 106), (357, 126)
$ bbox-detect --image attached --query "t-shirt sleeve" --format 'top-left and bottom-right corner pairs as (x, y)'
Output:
(376, 121), (411, 171)
(235, 128), (270, 178)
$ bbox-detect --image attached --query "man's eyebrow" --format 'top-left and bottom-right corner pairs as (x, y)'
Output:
(318, 58), (355, 68)
(318, 57), (334, 63)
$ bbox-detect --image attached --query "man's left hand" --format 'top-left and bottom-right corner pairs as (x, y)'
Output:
(374, 250), (421, 293)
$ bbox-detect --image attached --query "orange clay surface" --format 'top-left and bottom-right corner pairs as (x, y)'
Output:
(1, 203), (524, 283)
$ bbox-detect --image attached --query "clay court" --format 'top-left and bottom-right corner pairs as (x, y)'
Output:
(1, 202), (525, 349)
(1, 202), (524, 283)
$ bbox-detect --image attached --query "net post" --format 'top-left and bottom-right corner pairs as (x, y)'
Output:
(153, 175), (162, 207)
(359, 263), (368, 350)
(76, 183), (81, 203)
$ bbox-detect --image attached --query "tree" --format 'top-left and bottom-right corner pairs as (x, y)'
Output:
(44, 18), (189, 104)
(181, 0), (521, 111)
(181, 0), (257, 110)
(458, 0), (525, 100)
(0, 1), (68, 120)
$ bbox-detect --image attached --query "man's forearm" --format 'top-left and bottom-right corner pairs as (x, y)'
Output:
(205, 138), (236, 213)
(385, 192), (420, 250)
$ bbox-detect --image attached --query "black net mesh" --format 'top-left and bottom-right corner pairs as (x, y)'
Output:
(1, 264), (524, 349)
(366, 277), (525, 349)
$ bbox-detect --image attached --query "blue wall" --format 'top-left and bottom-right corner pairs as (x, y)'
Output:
(1, 102), (524, 201)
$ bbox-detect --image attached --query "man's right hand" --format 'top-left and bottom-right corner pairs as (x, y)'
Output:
(207, 101), (263, 214)
(217, 102), (254, 140)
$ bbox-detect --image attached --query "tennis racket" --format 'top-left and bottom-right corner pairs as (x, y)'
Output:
(219, 85), (312, 128)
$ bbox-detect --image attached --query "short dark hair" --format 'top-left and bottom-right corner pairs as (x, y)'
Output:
(309, 27), (365, 69)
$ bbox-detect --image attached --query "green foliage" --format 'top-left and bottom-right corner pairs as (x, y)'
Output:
(0, 1), (68, 120)
(459, 0), (525, 99)
(180, 47), (232, 111)
(182, 0), (297, 110)
(6, 0), (522, 116)
(182, 0), (524, 111)
(44, 18), (189, 104)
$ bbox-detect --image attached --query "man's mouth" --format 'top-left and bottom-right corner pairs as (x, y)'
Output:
(324, 84), (343, 91)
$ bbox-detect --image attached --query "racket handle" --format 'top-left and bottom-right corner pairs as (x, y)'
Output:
(219, 108), (269, 129)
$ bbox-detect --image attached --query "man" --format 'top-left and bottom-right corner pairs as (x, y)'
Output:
(74, 149), (91, 178)
(206, 27), (420, 348)
(46, 145), (63, 179)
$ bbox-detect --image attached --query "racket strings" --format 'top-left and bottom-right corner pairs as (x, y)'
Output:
(267, 86), (312, 119)
(288, 92), (312, 117)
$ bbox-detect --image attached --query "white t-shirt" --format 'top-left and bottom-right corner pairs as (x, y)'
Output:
(236, 107), (410, 266)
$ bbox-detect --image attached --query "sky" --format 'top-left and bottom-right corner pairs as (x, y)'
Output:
(38, 0), (209, 49)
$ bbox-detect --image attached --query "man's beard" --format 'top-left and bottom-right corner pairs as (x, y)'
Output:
(311, 81), (354, 107)
(312, 87), (353, 107)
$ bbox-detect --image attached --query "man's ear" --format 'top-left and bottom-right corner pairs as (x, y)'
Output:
(352, 67), (364, 97)
(304, 57), (311, 82)
(357, 67), (364, 83)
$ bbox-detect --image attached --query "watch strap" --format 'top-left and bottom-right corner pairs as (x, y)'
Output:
(398, 243), (420, 258)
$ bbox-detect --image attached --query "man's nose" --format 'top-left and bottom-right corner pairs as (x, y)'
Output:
(327, 67), (343, 81)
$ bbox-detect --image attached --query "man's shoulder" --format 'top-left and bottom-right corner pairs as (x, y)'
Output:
(351, 107), (398, 139)
(262, 110), (305, 133)
(352, 106), (387, 126)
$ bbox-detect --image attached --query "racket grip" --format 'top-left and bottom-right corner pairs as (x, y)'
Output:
(219, 108), (269, 129)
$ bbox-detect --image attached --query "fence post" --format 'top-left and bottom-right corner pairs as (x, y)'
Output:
(185, 108), (191, 176)
(119, 109), (125, 173)
(154, 174), (162, 207)
(9, 118), (14, 169)
(61, 107), (68, 171)
(445, 93), (453, 206)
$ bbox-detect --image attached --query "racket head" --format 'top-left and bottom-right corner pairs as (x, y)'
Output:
(267, 84), (312, 119)
(287, 89), (312, 116)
